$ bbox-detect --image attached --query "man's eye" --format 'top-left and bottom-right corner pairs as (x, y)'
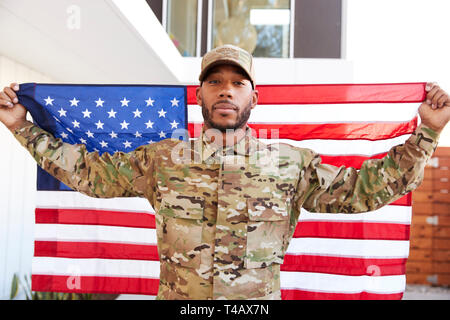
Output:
(208, 80), (219, 84)
(234, 81), (244, 85)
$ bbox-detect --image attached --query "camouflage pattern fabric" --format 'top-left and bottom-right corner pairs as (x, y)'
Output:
(13, 121), (439, 300)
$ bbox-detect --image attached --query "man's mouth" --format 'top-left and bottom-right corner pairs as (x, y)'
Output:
(213, 101), (238, 111)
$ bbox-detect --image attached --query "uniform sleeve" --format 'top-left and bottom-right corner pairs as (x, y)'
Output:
(13, 121), (157, 200)
(296, 124), (439, 213)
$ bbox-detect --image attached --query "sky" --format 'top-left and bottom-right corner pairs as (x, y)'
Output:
(346, 0), (450, 145)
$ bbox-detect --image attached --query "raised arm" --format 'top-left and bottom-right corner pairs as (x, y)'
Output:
(295, 82), (449, 214)
(0, 83), (157, 200)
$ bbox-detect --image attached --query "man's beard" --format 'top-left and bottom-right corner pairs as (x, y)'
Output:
(202, 99), (252, 133)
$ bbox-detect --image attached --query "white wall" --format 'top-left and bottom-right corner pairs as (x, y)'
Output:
(0, 56), (54, 299)
(345, 0), (450, 146)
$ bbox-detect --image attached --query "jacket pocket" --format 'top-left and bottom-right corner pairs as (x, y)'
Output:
(159, 194), (205, 269)
(245, 197), (289, 269)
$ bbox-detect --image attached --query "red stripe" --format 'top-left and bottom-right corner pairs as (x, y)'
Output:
(35, 208), (155, 229)
(281, 289), (403, 300)
(293, 221), (410, 240)
(31, 274), (159, 296)
(30, 274), (403, 299)
(34, 241), (159, 260)
(187, 83), (426, 105)
(188, 118), (417, 141)
(281, 255), (406, 275)
(34, 241), (406, 276)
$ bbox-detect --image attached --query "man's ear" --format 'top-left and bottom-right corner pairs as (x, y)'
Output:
(251, 89), (259, 109)
(196, 86), (203, 107)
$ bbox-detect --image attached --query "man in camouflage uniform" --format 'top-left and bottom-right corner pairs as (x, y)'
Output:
(1, 45), (450, 300)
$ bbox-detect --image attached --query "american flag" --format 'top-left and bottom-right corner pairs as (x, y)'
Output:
(19, 82), (425, 299)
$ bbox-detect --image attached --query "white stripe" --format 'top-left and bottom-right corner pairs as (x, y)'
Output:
(36, 191), (155, 213)
(188, 103), (420, 123)
(280, 271), (406, 294)
(299, 205), (411, 224)
(32, 257), (160, 278)
(261, 134), (410, 156)
(286, 238), (409, 258)
(34, 224), (157, 245)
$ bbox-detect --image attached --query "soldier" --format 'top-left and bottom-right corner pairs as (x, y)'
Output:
(1, 45), (450, 300)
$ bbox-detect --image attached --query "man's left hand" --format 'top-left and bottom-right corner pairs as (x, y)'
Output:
(419, 82), (450, 133)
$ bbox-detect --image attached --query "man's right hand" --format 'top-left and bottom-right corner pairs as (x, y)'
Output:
(0, 83), (28, 132)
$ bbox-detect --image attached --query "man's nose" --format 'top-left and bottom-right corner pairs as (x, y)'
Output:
(218, 82), (233, 98)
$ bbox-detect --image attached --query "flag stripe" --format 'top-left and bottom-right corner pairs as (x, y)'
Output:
(281, 289), (403, 300)
(187, 103), (420, 123)
(33, 242), (406, 276)
(188, 118), (417, 141)
(31, 274), (159, 296)
(186, 83), (426, 105)
(35, 203), (411, 229)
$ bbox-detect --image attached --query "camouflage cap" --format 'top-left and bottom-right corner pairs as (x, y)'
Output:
(199, 44), (255, 87)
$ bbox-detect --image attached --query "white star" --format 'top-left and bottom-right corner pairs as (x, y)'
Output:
(170, 97), (179, 107)
(53, 116), (61, 123)
(44, 96), (54, 106)
(120, 120), (130, 129)
(82, 109), (92, 118)
(66, 127), (73, 134)
(145, 120), (154, 129)
(95, 120), (104, 129)
(133, 108), (142, 118)
(120, 97), (130, 107)
(109, 131), (118, 139)
(58, 108), (67, 117)
(60, 132), (68, 139)
(145, 97), (155, 106)
(80, 138), (87, 144)
(159, 131), (166, 138)
(170, 120), (179, 129)
(86, 130), (94, 138)
(158, 108), (167, 118)
(70, 98), (80, 106)
(100, 140), (108, 148)
(134, 131), (142, 138)
(72, 120), (80, 128)
(95, 98), (105, 107)
(148, 140), (154, 144)
(123, 140), (132, 148)
(107, 109), (117, 118)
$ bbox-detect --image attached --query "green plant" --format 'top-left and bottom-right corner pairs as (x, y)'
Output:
(10, 273), (92, 300)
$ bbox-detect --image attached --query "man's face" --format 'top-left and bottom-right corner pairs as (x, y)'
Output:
(196, 64), (258, 132)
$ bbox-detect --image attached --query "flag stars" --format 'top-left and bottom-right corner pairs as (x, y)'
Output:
(82, 109), (92, 118)
(159, 131), (166, 138)
(158, 108), (167, 118)
(107, 109), (117, 118)
(133, 108), (142, 118)
(145, 97), (155, 106)
(109, 131), (118, 139)
(60, 132), (68, 139)
(72, 120), (80, 128)
(95, 120), (104, 129)
(170, 120), (179, 129)
(145, 120), (154, 129)
(171, 97), (179, 107)
(123, 140), (132, 148)
(134, 131), (142, 138)
(86, 130), (94, 138)
(120, 120), (130, 130)
(70, 98), (80, 106)
(44, 96), (54, 106)
(120, 97), (130, 107)
(58, 108), (67, 117)
(99, 140), (108, 148)
(95, 98), (105, 107)
(79, 138), (87, 144)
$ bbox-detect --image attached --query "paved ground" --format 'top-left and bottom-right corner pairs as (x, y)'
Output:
(117, 285), (450, 300)
(403, 285), (450, 300)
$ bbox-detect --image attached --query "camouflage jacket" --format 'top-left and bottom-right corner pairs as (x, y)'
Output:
(14, 122), (439, 300)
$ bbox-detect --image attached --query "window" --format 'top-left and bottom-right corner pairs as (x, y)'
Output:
(165, 0), (199, 57)
(146, 0), (342, 58)
(212, 0), (292, 58)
